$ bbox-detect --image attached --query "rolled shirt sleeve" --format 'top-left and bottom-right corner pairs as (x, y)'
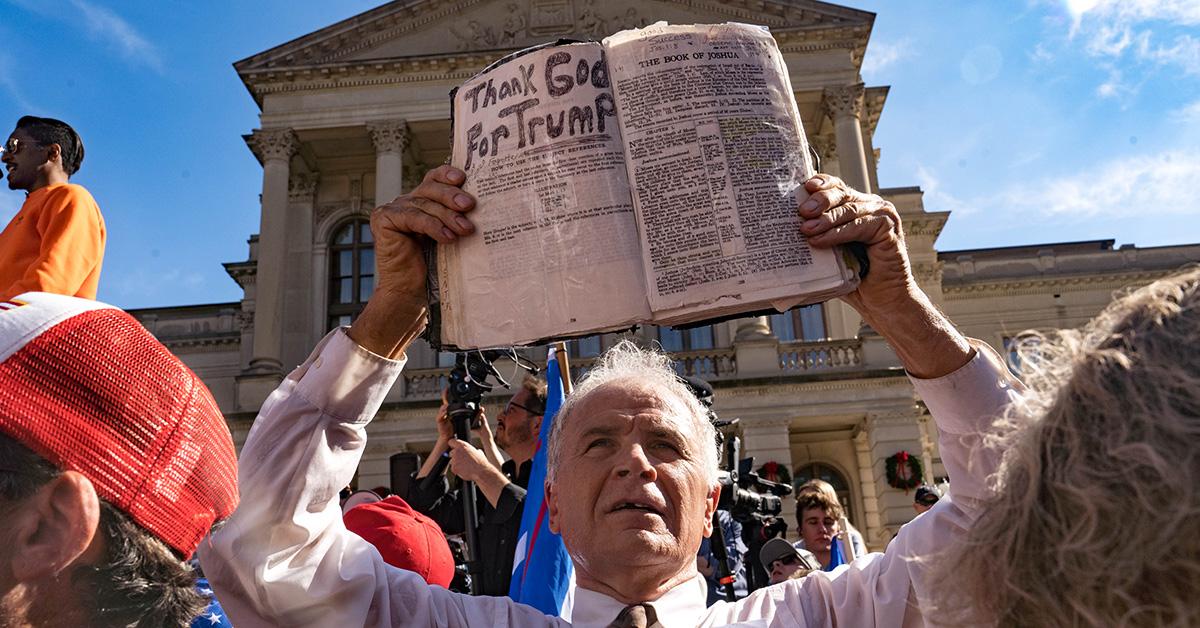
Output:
(702, 339), (1024, 627)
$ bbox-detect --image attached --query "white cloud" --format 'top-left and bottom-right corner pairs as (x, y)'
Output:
(1170, 99), (1200, 122)
(1068, 0), (1200, 25)
(914, 164), (980, 216)
(1064, 0), (1200, 76)
(862, 39), (913, 79)
(1001, 149), (1200, 217)
(67, 0), (162, 72)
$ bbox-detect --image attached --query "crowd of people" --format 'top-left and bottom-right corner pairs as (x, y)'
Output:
(1, 115), (1198, 627)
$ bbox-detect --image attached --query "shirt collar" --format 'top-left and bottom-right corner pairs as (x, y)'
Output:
(568, 573), (708, 628)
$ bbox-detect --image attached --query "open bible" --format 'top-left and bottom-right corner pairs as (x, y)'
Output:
(430, 22), (859, 350)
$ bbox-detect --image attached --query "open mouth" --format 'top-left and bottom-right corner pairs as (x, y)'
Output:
(610, 501), (664, 516)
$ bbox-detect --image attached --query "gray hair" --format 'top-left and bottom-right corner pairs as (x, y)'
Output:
(546, 340), (720, 487)
(931, 266), (1200, 626)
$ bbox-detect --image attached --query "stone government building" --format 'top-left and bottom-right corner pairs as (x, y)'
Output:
(129, 0), (1200, 548)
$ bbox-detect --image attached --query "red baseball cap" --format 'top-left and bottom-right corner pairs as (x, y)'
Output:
(343, 496), (456, 588)
(0, 293), (239, 558)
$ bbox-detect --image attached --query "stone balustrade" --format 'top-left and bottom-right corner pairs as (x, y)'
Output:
(778, 338), (863, 373)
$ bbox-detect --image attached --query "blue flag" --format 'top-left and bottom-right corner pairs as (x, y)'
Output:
(825, 535), (847, 571)
(508, 347), (573, 615)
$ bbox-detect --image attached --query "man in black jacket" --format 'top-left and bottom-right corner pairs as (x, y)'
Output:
(409, 375), (547, 596)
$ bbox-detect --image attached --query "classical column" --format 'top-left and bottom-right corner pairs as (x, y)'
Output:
(822, 84), (871, 194)
(852, 427), (885, 551)
(733, 316), (779, 377)
(245, 128), (299, 375)
(368, 120), (411, 206)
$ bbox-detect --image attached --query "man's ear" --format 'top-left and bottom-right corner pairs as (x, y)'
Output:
(533, 413), (543, 434)
(702, 484), (720, 537)
(545, 479), (560, 534)
(9, 471), (102, 581)
(44, 142), (62, 167)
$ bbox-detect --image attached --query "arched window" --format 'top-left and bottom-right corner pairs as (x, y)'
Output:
(327, 219), (374, 329)
(793, 462), (853, 523)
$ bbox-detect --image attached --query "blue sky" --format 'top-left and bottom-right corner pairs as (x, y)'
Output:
(1, 0), (1197, 309)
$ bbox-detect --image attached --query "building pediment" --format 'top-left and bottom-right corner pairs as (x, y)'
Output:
(236, 0), (873, 104)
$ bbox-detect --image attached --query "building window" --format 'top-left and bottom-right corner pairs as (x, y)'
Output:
(327, 219), (374, 329)
(793, 462), (853, 524)
(770, 304), (826, 342)
(568, 335), (602, 359)
(656, 325), (715, 352)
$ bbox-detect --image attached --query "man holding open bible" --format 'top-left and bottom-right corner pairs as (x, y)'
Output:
(199, 22), (1018, 627)
(199, 158), (1017, 626)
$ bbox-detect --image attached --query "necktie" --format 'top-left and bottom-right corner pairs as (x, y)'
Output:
(608, 603), (663, 628)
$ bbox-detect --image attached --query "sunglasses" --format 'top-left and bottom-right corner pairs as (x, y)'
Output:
(0, 137), (21, 157)
(773, 554), (801, 568)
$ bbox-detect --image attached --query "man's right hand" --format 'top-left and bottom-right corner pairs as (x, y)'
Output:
(348, 166), (476, 359)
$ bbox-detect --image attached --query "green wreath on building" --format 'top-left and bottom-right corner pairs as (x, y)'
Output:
(756, 461), (792, 486)
(885, 450), (923, 492)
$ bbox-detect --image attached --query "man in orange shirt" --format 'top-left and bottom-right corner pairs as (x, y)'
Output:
(0, 116), (105, 301)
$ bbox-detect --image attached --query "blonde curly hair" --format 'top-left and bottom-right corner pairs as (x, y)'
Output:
(932, 266), (1200, 627)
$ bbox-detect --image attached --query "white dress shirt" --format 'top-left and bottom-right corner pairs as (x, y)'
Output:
(200, 330), (1020, 627)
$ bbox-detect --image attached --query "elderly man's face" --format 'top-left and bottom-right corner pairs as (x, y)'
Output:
(546, 381), (718, 584)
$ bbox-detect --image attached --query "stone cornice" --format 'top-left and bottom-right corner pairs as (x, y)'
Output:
(223, 260), (257, 288)
(236, 1), (874, 104)
(942, 270), (1169, 300)
(159, 334), (241, 352)
(903, 214), (949, 239)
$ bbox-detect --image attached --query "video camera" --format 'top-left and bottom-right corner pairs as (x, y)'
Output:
(713, 419), (793, 524)
(445, 348), (540, 429)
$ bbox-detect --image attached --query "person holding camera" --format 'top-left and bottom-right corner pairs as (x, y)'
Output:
(408, 376), (547, 597)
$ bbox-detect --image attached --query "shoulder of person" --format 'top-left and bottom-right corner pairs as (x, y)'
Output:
(45, 183), (100, 209)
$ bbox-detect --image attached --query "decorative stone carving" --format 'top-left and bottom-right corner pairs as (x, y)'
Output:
(808, 135), (837, 168)
(451, 0), (649, 50)
(912, 262), (944, 286)
(288, 172), (320, 203)
(367, 120), (411, 154)
(246, 128), (299, 163)
(236, 309), (255, 332)
(822, 83), (866, 121)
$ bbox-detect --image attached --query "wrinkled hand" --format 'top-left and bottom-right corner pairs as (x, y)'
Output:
(370, 165), (477, 300)
(798, 174), (972, 379)
(349, 166), (476, 358)
(447, 439), (493, 483)
(798, 174), (916, 328)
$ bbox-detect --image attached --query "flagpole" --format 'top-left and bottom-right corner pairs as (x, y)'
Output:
(551, 341), (573, 394)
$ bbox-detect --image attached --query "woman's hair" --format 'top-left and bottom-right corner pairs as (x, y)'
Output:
(932, 266), (1200, 627)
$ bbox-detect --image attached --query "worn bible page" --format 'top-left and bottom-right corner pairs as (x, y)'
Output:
(603, 23), (857, 323)
(442, 41), (650, 349)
